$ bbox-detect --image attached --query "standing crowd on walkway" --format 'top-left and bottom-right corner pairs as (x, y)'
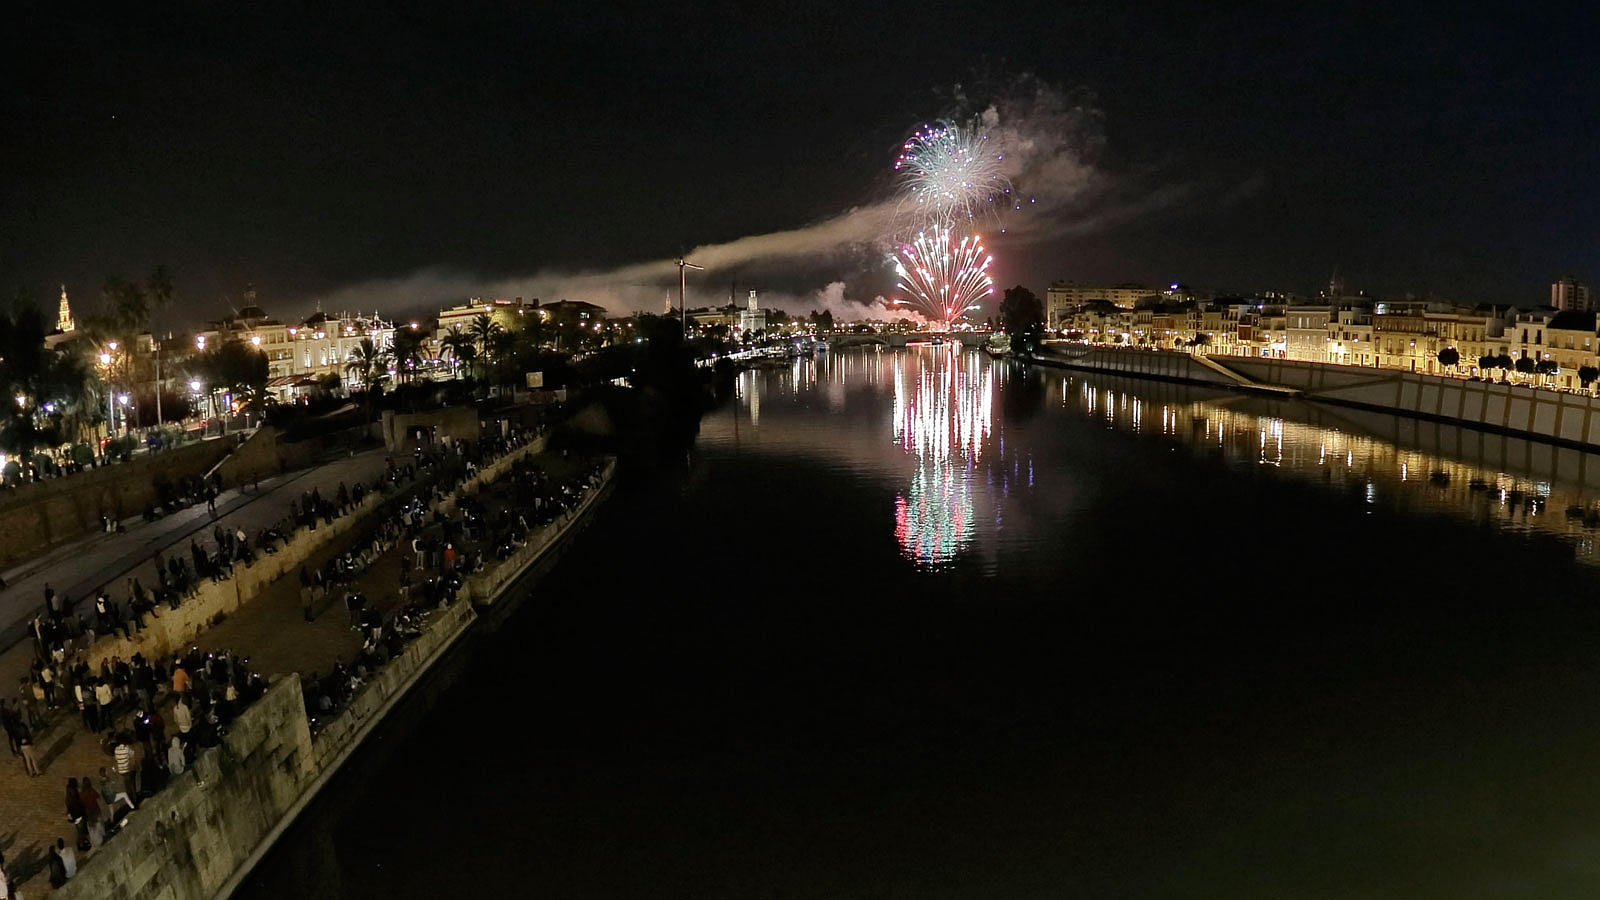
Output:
(0, 420), (570, 894)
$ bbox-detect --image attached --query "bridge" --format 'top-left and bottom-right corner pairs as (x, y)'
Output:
(828, 332), (991, 349)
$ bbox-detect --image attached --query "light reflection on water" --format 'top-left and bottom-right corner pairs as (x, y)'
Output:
(705, 348), (1600, 572)
(890, 349), (994, 568)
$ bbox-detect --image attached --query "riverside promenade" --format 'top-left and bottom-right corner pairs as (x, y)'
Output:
(0, 422), (610, 898)
(0, 444), (391, 893)
(0, 434), (476, 895)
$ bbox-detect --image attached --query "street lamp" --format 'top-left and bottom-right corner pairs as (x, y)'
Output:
(677, 257), (703, 333)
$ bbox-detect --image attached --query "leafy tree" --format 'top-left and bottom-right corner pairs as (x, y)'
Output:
(998, 285), (1045, 356)
(1478, 354), (1496, 371)
(1514, 356), (1537, 375)
(188, 339), (269, 418)
(1438, 347), (1460, 368)
(0, 301), (95, 459)
(1579, 365), (1599, 391)
(809, 309), (835, 333)
(1187, 332), (1212, 349)
(1495, 353), (1514, 371)
(1537, 359), (1559, 377)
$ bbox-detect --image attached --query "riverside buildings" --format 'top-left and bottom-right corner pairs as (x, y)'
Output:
(1051, 291), (1600, 393)
(195, 292), (396, 400)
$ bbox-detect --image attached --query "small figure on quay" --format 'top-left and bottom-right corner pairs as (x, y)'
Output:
(19, 724), (42, 776)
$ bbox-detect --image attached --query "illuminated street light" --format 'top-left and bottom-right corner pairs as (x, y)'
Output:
(196, 335), (206, 350)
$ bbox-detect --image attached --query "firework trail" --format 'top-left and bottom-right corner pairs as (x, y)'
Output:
(892, 227), (995, 329)
(894, 121), (1014, 234)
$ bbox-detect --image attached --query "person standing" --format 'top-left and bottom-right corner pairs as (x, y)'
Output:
(65, 777), (87, 850)
(58, 837), (77, 879)
(47, 839), (67, 888)
(113, 734), (138, 800)
(19, 725), (42, 776)
(80, 776), (106, 848)
(166, 735), (186, 776)
(172, 695), (193, 738)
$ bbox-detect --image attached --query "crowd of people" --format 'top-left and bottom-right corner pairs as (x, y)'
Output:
(1, 420), (578, 892)
(0, 645), (268, 891)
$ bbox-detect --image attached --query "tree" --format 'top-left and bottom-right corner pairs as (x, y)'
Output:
(809, 309), (834, 334)
(468, 312), (504, 378)
(345, 337), (390, 418)
(0, 301), (94, 461)
(1438, 347), (1460, 369)
(1514, 356), (1537, 376)
(998, 285), (1045, 356)
(1187, 333), (1212, 349)
(389, 327), (426, 384)
(1578, 365), (1598, 391)
(344, 337), (391, 393)
(440, 327), (476, 380)
(1478, 354), (1496, 372)
(1537, 359), (1559, 377)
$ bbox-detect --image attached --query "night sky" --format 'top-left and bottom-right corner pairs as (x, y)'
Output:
(2, 3), (1597, 325)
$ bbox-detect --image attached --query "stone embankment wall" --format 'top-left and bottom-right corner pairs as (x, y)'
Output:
(55, 448), (613, 900)
(0, 438), (235, 569)
(76, 434), (548, 669)
(1035, 344), (1244, 388)
(466, 457), (616, 604)
(52, 676), (318, 900)
(1034, 345), (1600, 451)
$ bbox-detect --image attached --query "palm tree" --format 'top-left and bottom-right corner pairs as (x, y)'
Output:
(440, 327), (475, 380)
(468, 312), (504, 378)
(345, 337), (391, 393)
(345, 337), (391, 420)
(390, 327), (426, 384)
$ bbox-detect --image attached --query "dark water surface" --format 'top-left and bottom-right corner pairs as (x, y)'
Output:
(241, 348), (1600, 899)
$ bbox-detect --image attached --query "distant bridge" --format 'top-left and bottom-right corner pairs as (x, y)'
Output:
(828, 332), (991, 349)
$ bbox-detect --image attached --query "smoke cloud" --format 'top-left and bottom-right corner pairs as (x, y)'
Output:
(304, 77), (1116, 321)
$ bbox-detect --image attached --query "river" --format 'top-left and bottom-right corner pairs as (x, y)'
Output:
(240, 346), (1600, 899)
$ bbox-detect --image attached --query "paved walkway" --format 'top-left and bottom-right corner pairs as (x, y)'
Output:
(0, 434), (567, 896)
(0, 446), (397, 895)
(0, 448), (395, 651)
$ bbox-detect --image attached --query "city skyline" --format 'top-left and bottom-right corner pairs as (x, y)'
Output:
(3, 4), (1598, 324)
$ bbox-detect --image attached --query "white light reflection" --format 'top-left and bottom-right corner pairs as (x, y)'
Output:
(892, 352), (994, 568)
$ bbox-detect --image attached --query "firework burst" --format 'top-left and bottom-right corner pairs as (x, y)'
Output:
(894, 121), (1012, 232)
(892, 227), (995, 330)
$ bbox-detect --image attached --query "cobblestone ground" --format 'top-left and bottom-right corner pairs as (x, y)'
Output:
(0, 445), (418, 897)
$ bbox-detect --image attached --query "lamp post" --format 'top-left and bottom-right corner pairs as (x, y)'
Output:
(153, 339), (162, 428)
(98, 347), (115, 439)
(677, 258), (703, 334)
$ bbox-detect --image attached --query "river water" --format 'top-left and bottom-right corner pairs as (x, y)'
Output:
(242, 347), (1600, 899)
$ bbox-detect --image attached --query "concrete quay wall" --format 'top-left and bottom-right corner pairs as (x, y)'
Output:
(1034, 345), (1600, 451)
(1034, 344), (1246, 389)
(0, 438), (235, 570)
(76, 434), (547, 668)
(52, 676), (318, 900)
(56, 449), (614, 900)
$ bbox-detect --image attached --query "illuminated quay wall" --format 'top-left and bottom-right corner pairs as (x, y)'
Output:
(1037, 344), (1600, 453)
(1063, 372), (1600, 568)
(54, 456), (617, 900)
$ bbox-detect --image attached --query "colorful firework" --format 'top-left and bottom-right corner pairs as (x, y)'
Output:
(894, 121), (1012, 232)
(892, 227), (995, 329)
